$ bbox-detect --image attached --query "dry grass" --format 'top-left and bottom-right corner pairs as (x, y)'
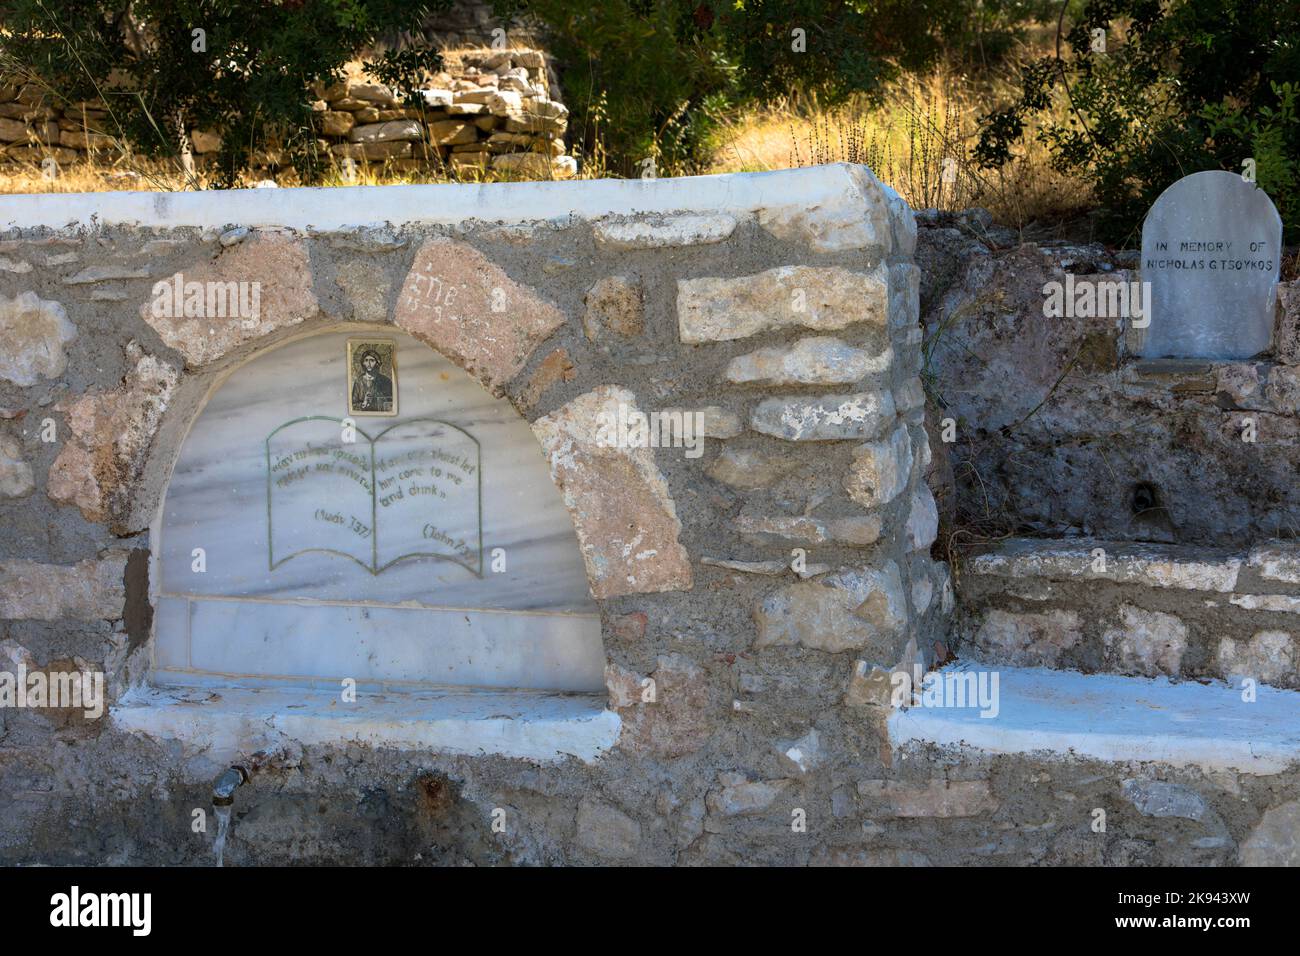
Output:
(1, 57), (1089, 222)
(708, 70), (1094, 230)
(0, 156), (182, 193)
(0, 55), (596, 193)
(0, 146), (598, 193)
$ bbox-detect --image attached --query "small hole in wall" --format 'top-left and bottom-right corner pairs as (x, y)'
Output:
(1131, 482), (1159, 517)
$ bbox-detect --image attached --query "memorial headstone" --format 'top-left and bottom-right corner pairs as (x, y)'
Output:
(1138, 170), (1283, 359)
(154, 329), (604, 692)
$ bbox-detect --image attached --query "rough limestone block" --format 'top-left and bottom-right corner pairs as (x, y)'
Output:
(893, 378), (926, 419)
(1121, 779), (1209, 821)
(776, 729), (823, 775)
(888, 262), (921, 331)
(48, 351), (178, 527)
(912, 576), (933, 615)
(1217, 631), (1296, 686)
(604, 661), (643, 708)
(532, 387), (693, 599)
(884, 185), (917, 258)
(754, 562), (907, 654)
(612, 653), (711, 757)
(421, 89), (454, 109)
(655, 405), (742, 440)
(968, 538), (1243, 592)
(344, 81), (398, 106)
(575, 798), (642, 860)
(905, 484), (939, 551)
(971, 608), (1083, 667)
(427, 120), (477, 146)
(318, 111), (355, 136)
(702, 557), (829, 578)
(844, 424), (912, 508)
(1248, 543), (1300, 584)
(0, 116), (27, 142)
(750, 391), (896, 442)
(677, 264), (888, 344)
(63, 265), (150, 285)
(394, 238), (565, 395)
(705, 446), (798, 490)
(140, 234), (317, 368)
(593, 214), (737, 251)
(0, 291), (76, 386)
(1240, 801), (1300, 865)
(845, 660), (894, 708)
(723, 336), (891, 387)
(1102, 605), (1188, 677)
(706, 775), (789, 816)
(491, 153), (554, 177)
(583, 275), (643, 339)
(857, 779), (997, 818)
(1229, 593), (1300, 614)
(0, 432), (34, 498)
(189, 130), (219, 153)
(0, 552), (127, 621)
(330, 141), (413, 160)
(734, 513), (882, 547)
(59, 129), (114, 150)
(757, 165), (893, 253)
(485, 91), (523, 115)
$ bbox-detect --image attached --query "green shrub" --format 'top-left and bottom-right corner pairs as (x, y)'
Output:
(498, 0), (1049, 176)
(0, 0), (449, 185)
(975, 0), (1300, 242)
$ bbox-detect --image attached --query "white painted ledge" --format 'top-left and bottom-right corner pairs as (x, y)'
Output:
(889, 664), (1300, 774)
(112, 683), (620, 764)
(0, 163), (881, 231)
(965, 536), (1243, 592)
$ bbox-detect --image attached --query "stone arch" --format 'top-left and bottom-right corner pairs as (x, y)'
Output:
(149, 324), (606, 693)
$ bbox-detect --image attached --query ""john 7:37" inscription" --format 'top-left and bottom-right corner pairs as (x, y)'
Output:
(266, 416), (482, 575)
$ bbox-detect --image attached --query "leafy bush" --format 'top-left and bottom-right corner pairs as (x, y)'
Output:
(0, 0), (449, 185)
(497, 0), (1050, 176)
(975, 0), (1300, 242)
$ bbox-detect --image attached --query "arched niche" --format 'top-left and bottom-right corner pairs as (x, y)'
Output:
(151, 327), (605, 693)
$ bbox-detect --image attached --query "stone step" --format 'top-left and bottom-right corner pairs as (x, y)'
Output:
(869, 661), (1300, 864)
(958, 536), (1300, 688)
(889, 662), (1300, 774)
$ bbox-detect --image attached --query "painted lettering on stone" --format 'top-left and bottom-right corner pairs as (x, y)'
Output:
(266, 416), (482, 575)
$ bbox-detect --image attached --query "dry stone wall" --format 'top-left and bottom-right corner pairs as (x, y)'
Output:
(0, 48), (572, 178)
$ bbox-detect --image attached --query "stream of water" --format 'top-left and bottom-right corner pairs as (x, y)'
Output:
(213, 805), (232, 867)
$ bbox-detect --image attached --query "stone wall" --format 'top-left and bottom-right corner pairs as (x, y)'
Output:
(0, 165), (963, 865)
(918, 210), (1300, 547)
(961, 537), (1300, 687)
(5, 172), (1300, 867)
(0, 48), (572, 178)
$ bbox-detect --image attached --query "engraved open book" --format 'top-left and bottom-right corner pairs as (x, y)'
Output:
(266, 416), (483, 576)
